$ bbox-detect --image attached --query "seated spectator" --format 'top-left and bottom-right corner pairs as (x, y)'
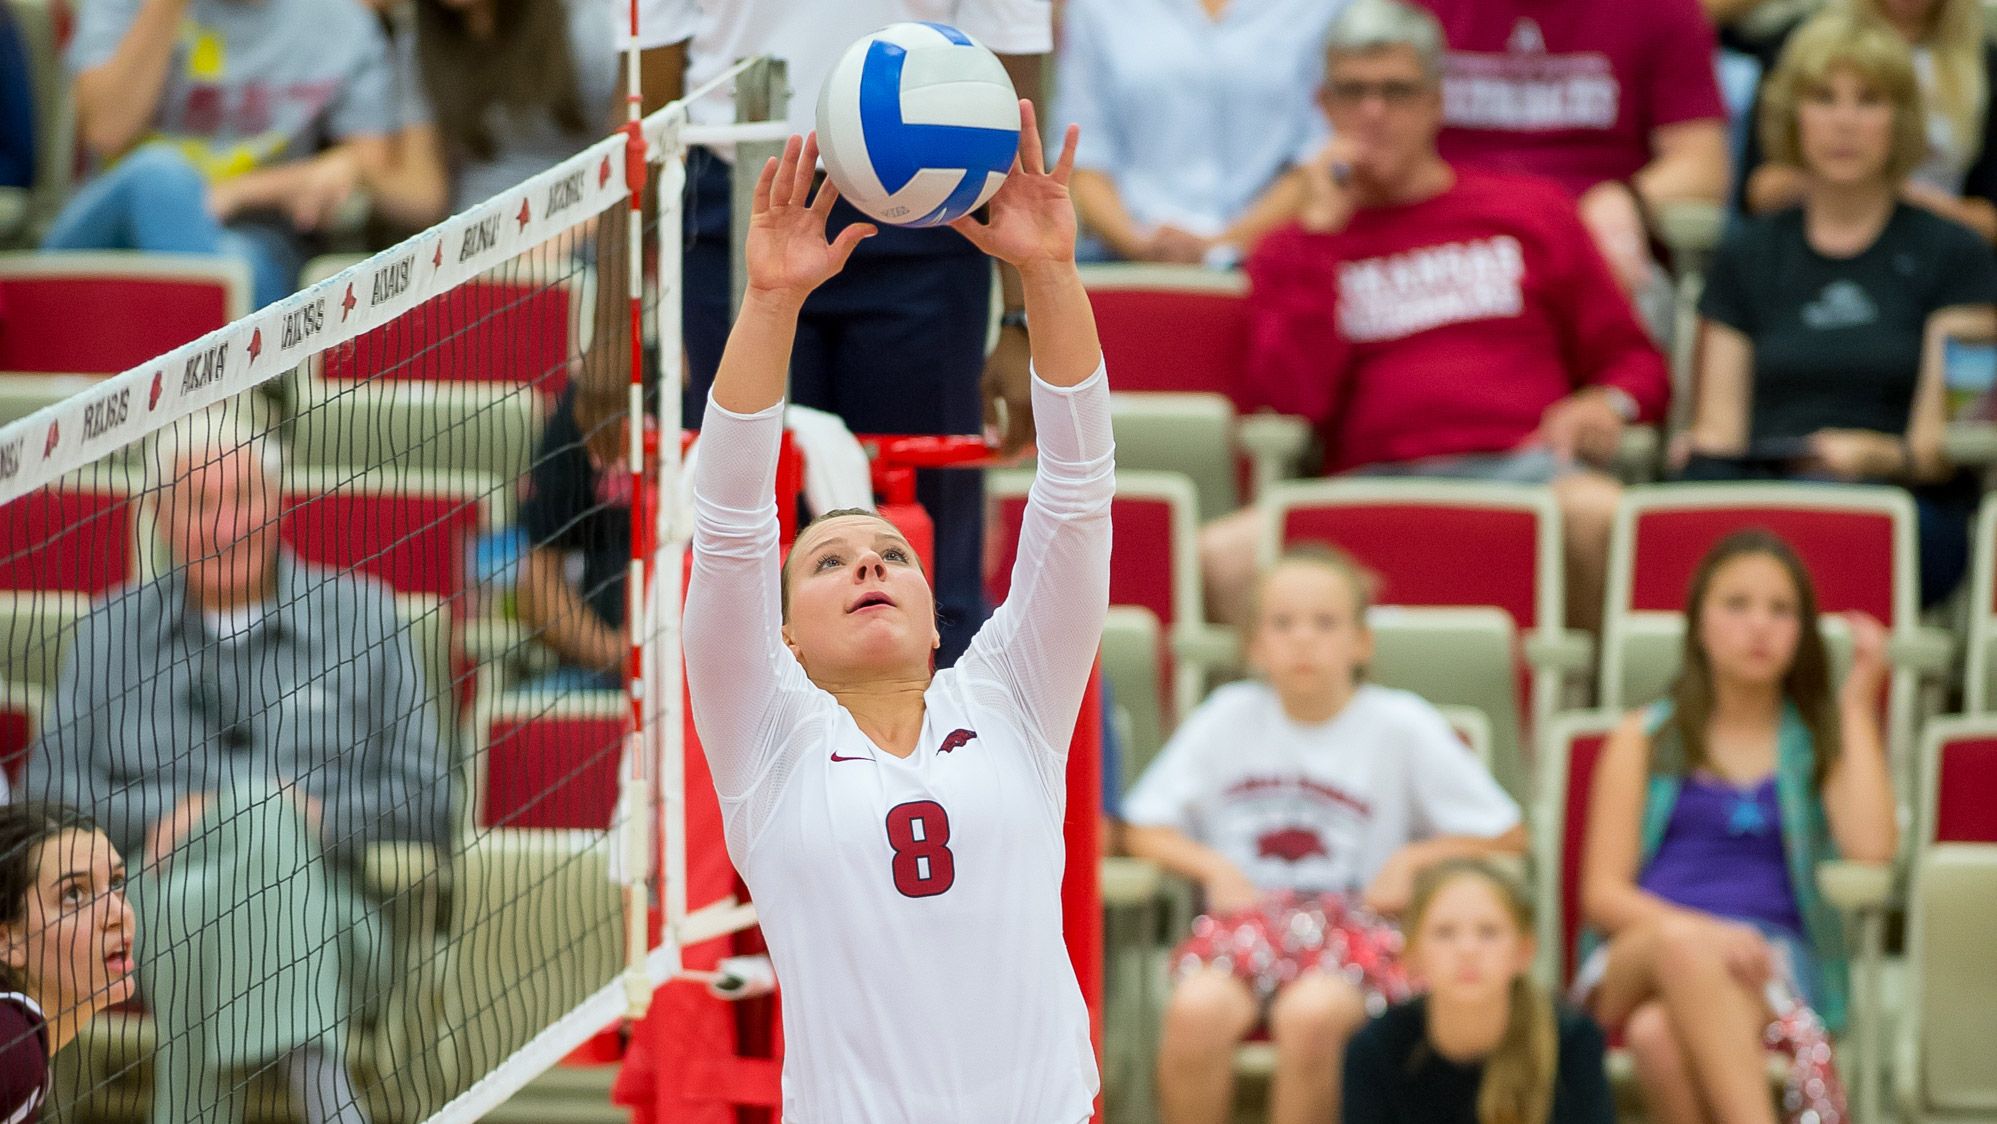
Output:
(0, 4), (31, 192)
(518, 375), (636, 690)
(28, 403), (450, 1124)
(0, 803), (135, 1123)
(1342, 859), (1612, 1124)
(1199, 0), (1669, 632)
(1685, 9), (1997, 605)
(1746, 0), (1997, 242)
(1416, 0), (1731, 303)
(1054, 0), (1343, 266)
(1125, 549), (1525, 1124)
(44, 0), (445, 309)
(1577, 531), (1895, 1124)
(412, 0), (620, 211)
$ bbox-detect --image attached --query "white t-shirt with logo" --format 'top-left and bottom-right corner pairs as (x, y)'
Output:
(618, 0), (1051, 141)
(1124, 682), (1520, 895)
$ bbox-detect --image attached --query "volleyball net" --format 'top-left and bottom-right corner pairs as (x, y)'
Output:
(0, 62), (786, 1124)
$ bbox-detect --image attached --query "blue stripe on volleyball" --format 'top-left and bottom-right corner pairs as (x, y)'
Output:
(909, 169), (991, 227)
(916, 21), (973, 45)
(857, 38), (1018, 202)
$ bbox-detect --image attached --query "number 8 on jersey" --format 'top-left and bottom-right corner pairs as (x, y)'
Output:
(885, 800), (955, 897)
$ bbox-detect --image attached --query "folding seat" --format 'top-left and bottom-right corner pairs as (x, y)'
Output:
(0, 252), (248, 372)
(1897, 716), (1997, 1124)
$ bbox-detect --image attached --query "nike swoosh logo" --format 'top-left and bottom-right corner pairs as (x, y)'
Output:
(829, 753), (872, 763)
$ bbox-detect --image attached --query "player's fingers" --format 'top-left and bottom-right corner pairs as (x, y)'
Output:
(1051, 124), (1079, 185)
(752, 156), (780, 215)
(794, 133), (821, 209)
(947, 213), (992, 251)
(1016, 99), (1045, 175)
(828, 223), (876, 267)
(809, 173), (841, 217)
(772, 134), (803, 207)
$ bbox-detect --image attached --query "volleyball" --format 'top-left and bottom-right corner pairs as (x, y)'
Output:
(814, 22), (1021, 228)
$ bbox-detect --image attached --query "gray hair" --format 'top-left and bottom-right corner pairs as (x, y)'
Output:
(144, 397), (283, 497)
(1323, 0), (1447, 82)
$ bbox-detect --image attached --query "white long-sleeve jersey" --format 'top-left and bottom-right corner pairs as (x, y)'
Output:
(684, 365), (1114, 1124)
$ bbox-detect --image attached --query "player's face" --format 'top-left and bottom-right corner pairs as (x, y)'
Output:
(782, 515), (940, 677)
(1696, 553), (1805, 690)
(1409, 876), (1532, 1007)
(1320, 47), (1443, 186)
(162, 445), (280, 607)
(1247, 562), (1371, 702)
(1796, 67), (1898, 188)
(3, 831), (136, 1018)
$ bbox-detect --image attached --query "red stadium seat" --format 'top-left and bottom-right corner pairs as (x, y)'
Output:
(1962, 495), (1997, 713)
(0, 252), (248, 374)
(987, 469), (1223, 716)
(315, 272), (583, 396)
(1080, 264), (1250, 404)
(278, 468), (499, 613)
(0, 684), (35, 785)
(475, 694), (626, 830)
(0, 483), (130, 594)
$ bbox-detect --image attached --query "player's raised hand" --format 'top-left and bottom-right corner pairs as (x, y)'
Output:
(746, 133), (874, 301)
(950, 101), (1079, 270)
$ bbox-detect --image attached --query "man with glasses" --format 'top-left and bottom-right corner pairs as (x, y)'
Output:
(1196, 0), (1669, 639)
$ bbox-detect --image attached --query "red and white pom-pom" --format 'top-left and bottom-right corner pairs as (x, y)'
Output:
(1765, 982), (1847, 1124)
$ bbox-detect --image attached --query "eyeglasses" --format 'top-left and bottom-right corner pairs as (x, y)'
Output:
(1325, 79), (1429, 107)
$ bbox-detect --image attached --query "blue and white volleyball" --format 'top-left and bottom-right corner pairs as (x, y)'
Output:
(815, 23), (1021, 228)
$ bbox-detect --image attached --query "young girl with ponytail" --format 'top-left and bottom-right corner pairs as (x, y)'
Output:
(1343, 859), (1612, 1123)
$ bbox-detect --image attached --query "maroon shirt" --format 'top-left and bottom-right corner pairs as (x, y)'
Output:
(1417, 0), (1726, 197)
(1244, 168), (1668, 471)
(0, 994), (48, 1124)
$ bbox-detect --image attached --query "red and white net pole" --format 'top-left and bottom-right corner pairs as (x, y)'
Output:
(617, 0), (655, 1021)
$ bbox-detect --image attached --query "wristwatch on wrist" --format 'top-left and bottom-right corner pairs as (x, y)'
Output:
(999, 308), (1028, 332)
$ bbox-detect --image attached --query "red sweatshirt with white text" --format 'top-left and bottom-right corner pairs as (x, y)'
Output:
(1243, 167), (1668, 472)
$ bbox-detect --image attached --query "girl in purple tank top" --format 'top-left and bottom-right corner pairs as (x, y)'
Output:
(1575, 530), (1898, 1124)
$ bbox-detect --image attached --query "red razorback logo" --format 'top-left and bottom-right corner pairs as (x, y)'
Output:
(937, 729), (977, 754)
(42, 421), (58, 458)
(1256, 827), (1328, 863)
(148, 371), (164, 410)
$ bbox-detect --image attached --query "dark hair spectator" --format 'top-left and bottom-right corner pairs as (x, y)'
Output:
(1576, 530), (1897, 1122)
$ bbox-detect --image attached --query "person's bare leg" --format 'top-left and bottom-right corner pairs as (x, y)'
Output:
(1198, 506), (1265, 628)
(1266, 972), (1368, 1124)
(1158, 967), (1259, 1124)
(1651, 915), (1780, 1124)
(1626, 999), (1712, 1124)
(1552, 472), (1620, 634)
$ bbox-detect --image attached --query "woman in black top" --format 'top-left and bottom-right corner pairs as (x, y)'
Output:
(1343, 860), (1612, 1124)
(0, 804), (136, 1122)
(1687, 10), (1997, 605)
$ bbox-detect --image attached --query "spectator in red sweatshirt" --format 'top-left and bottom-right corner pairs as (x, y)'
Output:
(1199, 0), (1669, 634)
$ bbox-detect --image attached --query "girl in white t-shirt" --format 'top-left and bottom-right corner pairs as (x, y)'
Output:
(1124, 547), (1525, 1124)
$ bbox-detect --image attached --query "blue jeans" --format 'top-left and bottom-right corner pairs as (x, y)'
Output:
(42, 142), (303, 309)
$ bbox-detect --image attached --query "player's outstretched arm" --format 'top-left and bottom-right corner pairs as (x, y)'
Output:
(951, 104), (1114, 756)
(688, 133), (867, 798)
(710, 133), (874, 415)
(950, 101), (1102, 388)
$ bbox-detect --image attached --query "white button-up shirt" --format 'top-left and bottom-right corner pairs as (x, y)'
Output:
(1054, 0), (1345, 238)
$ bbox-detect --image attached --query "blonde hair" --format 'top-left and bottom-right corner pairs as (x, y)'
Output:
(1761, 10), (1932, 182)
(1848, 0), (1988, 158)
(1406, 859), (1557, 1124)
(1248, 545), (1377, 628)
